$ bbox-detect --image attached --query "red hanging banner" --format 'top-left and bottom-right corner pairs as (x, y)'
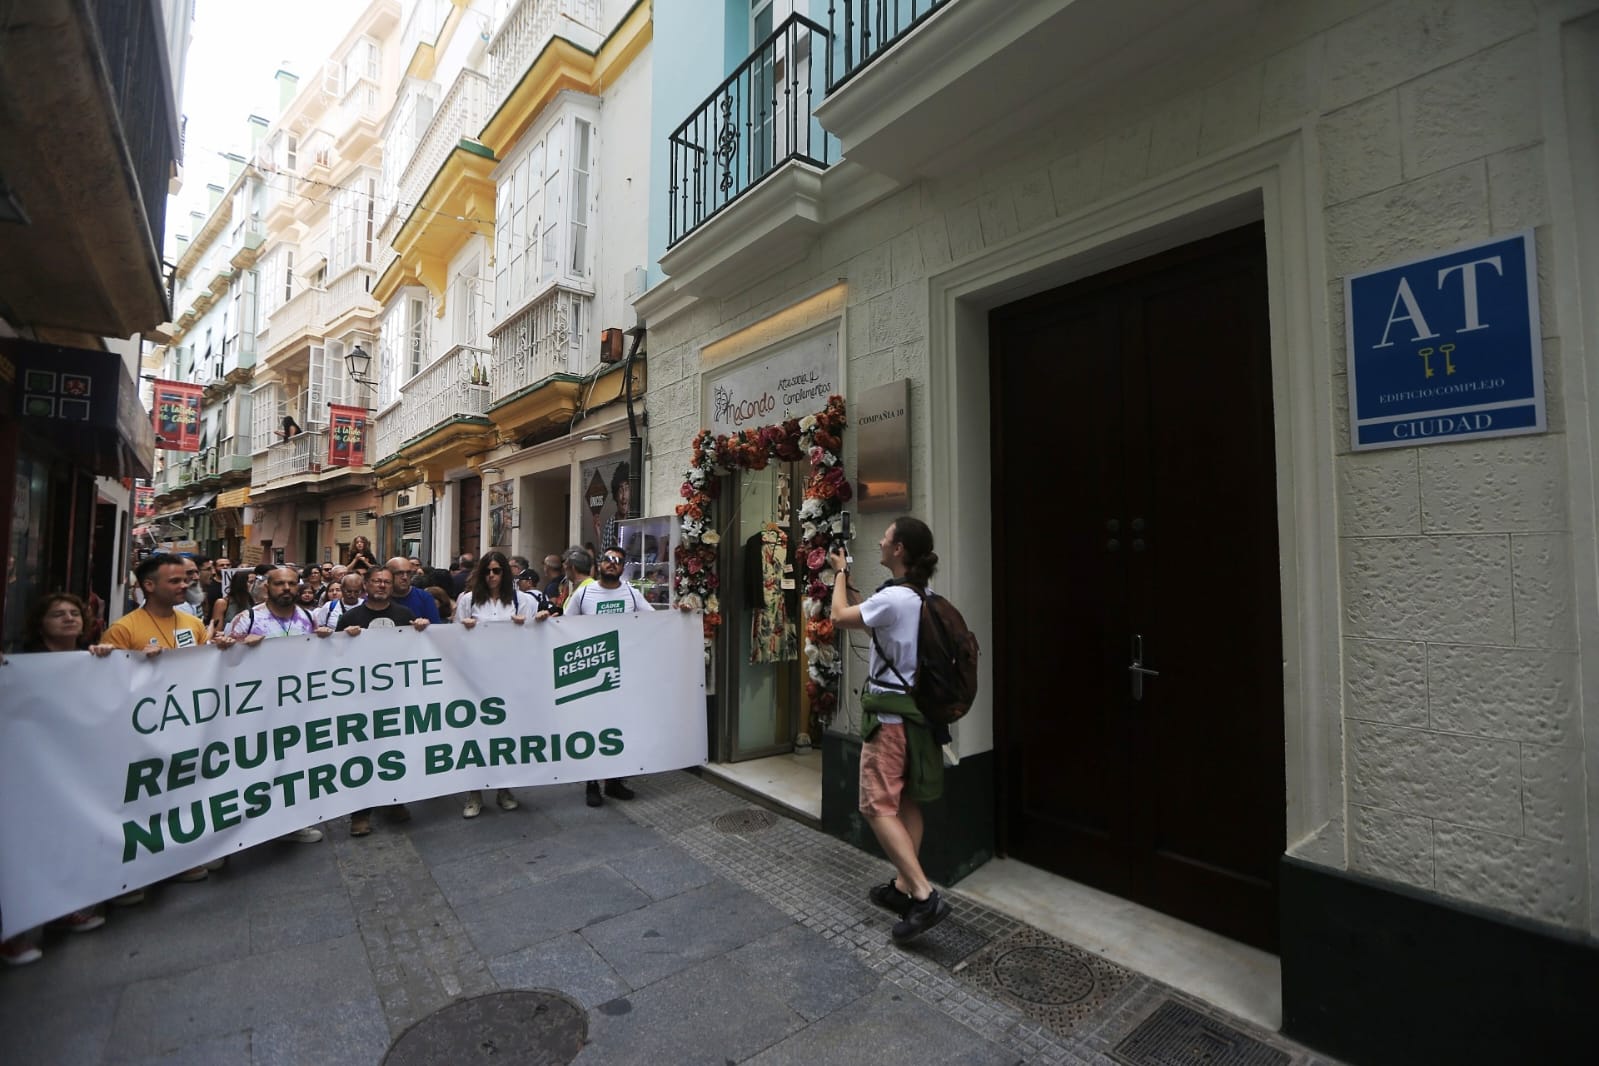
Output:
(327, 404), (368, 468)
(134, 486), (156, 519)
(152, 380), (203, 452)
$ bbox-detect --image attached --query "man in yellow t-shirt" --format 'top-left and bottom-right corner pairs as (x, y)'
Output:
(91, 554), (235, 887)
(95, 555), (230, 655)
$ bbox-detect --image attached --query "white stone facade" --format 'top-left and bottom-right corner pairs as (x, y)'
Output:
(640, 0), (1599, 932)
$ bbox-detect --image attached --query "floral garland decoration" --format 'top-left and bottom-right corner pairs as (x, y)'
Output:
(674, 395), (851, 725)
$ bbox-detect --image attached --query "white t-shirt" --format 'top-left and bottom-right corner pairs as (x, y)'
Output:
(456, 590), (534, 623)
(313, 598), (360, 628)
(565, 580), (648, 615)
(861, 583), (926, 724)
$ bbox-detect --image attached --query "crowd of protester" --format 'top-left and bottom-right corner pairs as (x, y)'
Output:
(2, 540), (641, 965)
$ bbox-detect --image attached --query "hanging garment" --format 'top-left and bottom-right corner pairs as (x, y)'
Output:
(750, 527), (797, 663)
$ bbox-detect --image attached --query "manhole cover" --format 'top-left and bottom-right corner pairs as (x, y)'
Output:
(1112, 1001), (1289, 1066)
(384, 990), (586, 1066)
(712, 808), (777, 833)
(954, 926), (1134, 1033)
(992, 945), (1097, 1005)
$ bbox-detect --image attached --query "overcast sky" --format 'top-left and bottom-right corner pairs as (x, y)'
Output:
(164, 0), (368, 248)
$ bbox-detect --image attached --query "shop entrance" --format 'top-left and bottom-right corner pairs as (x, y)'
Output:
(717, 463), (808, 762)
(989, 223), (1285, 951)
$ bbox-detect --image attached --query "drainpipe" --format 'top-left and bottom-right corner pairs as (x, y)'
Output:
(622, 328), (646, 520)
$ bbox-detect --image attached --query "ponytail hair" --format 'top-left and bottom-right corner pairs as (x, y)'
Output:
(890, 516), (938, 588)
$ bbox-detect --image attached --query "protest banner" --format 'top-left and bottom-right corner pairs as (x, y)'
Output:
(0, 612), (705, 937)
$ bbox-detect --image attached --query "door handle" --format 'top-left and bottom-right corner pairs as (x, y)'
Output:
(1129, 634), (1159, 701)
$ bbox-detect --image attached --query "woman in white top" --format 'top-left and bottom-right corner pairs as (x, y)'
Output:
(454, 551), (528, 818)
(455, 551), (532, 627)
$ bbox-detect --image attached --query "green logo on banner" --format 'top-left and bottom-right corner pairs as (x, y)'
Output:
(554, 630), (621, 704)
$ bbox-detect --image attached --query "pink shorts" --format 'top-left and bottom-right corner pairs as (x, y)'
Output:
(858, 723), (908, 817)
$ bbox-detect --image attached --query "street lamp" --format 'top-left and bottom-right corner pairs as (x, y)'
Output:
(346, 344), (376, 387)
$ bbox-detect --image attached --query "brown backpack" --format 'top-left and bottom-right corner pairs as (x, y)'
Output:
(870, 586), (981, 727)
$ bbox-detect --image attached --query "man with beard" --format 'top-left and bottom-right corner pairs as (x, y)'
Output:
(175, 556), (208, 619)
(333, 565), (425, 836)
(223, 566), (328, 844)
(386, 556), (440, 623)
(545, 546), (646, 806)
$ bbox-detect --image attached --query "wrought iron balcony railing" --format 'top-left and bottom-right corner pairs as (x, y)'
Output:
(488, 286), (590, 404)
(668, 14), (833, 247)
(372, 344), (493, 463)
(824, 0), (950, 91)
(263, 430), (330, 483)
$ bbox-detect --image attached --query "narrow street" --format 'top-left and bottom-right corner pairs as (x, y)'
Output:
(0, 772), (1332, 1065)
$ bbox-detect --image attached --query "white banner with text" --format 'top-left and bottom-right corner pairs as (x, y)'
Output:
(0, 612), (706, 936)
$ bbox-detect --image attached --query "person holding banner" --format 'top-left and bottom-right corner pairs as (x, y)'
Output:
(1, 594), (109, 964)
(334, 565), (423, 836)
(225, 567), (329, 845)
(454, 552), (529, 818)
(556, 546), (646, 807)
(93, 555), (236, 658)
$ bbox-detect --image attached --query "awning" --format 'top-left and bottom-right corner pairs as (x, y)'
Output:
(217, 486), (250, 508)
(183, 491), (218, 513)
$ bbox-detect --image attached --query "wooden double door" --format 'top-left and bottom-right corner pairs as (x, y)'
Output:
(990, 224), (1285, 951)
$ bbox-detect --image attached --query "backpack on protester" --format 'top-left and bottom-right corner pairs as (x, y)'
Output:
(869, 585), (980, 727)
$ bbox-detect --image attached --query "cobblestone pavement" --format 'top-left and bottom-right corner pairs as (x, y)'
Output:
(0, 771), (1342, 1065)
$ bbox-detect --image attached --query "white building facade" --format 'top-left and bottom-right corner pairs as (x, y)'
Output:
(637, 1), (1599, 1057)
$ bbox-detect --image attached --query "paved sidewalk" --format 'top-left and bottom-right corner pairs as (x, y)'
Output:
(0, 771), (1338, 1064)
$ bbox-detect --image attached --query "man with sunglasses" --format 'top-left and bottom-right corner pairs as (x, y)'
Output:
(557, 546), (648, 806)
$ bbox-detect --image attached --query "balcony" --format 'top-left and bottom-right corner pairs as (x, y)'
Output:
(334, 78), (385, 158)
(667, 14), (834, 249)
(0, 0), (180, 338)
(229, 219), (266, 269)
(261, 430), (329, 485)
(324, 265), (380, 331)
(487, 0), (602, 106)
(373, 344), (493, 464)
(488, 286), (590, 406)
(659, 14), (838, 296)
(261, 288), (322, 361)
(824, 0), (951, 91)
(396, 69), (490, 230)
(401, 0), (451, 70)
(812, 0), (1259, 181)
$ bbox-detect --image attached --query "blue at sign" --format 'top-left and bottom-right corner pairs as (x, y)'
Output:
(1345, 231), (1543, 451)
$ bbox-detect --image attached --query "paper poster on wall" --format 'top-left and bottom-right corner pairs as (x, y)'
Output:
(579, 451), (633, 554)
(488, 480), (514, 548)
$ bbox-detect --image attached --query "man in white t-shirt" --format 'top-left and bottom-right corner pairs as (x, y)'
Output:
(828, 517), (952, 943)
(555, 546), (647, 805)
(314, 572), (365, 630)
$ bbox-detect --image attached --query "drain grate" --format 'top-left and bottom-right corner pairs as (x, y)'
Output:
(954, 926), (1134, 1033)
(1112, 1001), (1290, 1066)
(712, 808), (778, 834)
(384, 990), (587, 1065)
(993, 945), (1097, 1005)
(901, 918), (991, 969)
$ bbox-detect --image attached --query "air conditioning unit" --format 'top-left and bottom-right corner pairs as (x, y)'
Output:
(600, 327), (624, 364)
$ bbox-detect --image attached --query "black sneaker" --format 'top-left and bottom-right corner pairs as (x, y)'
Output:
(585, 782), (604, 807)
(869, 880), (914, 917)
(891, 890), (951, 942)
(603, 779), (636, 801)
